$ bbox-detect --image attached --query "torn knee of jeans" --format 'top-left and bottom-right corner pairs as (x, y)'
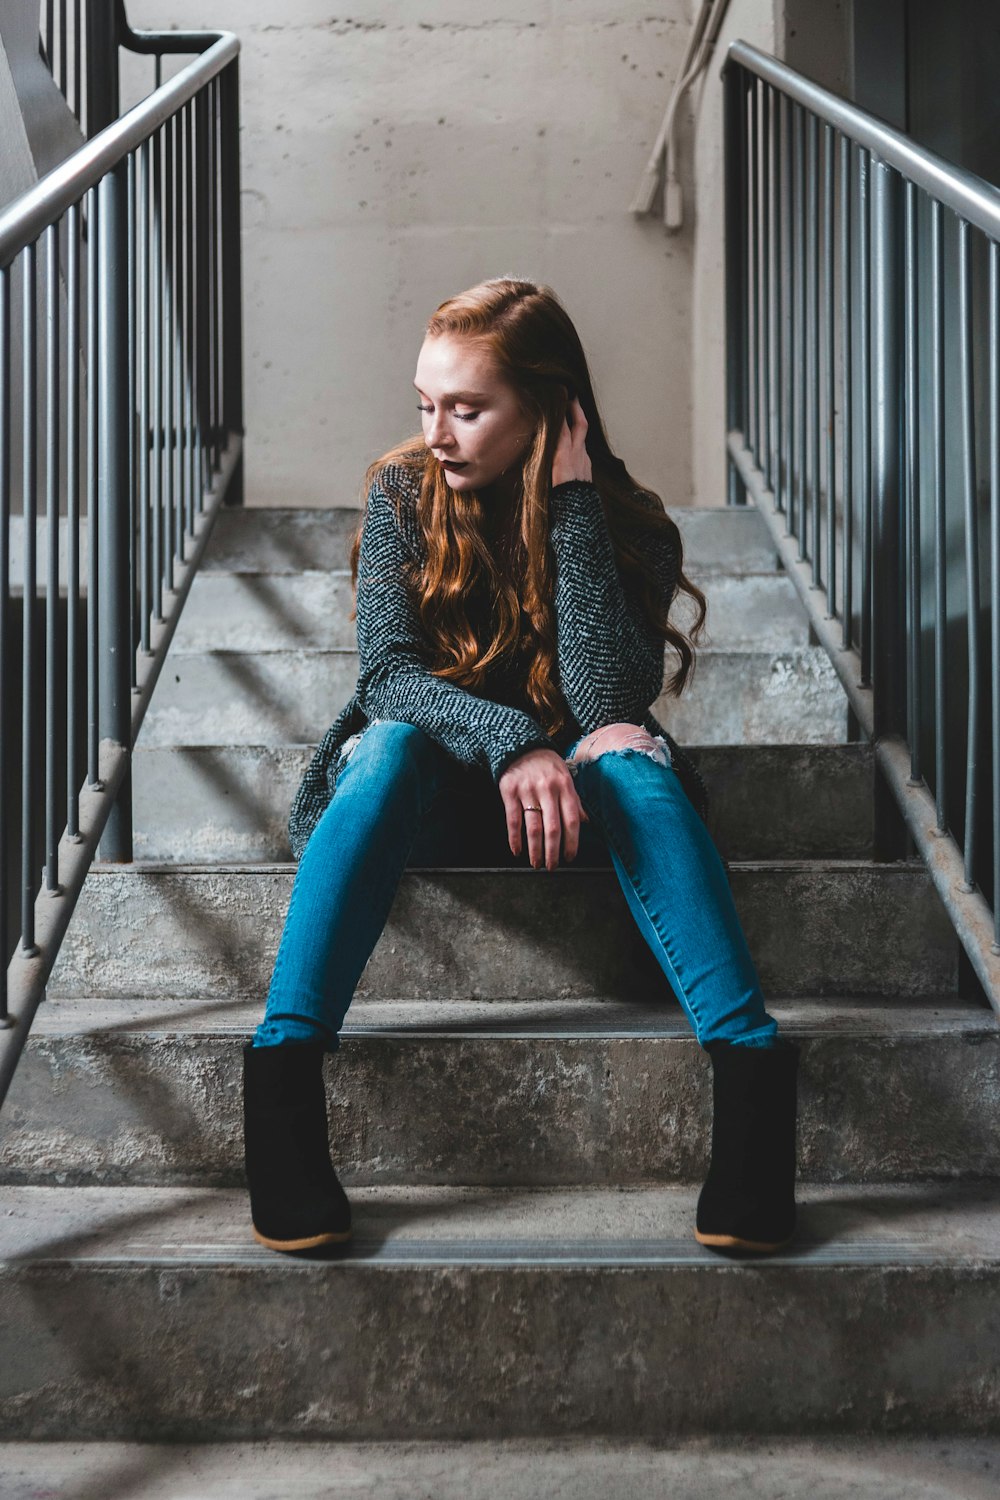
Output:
(567, 733), (673, 772)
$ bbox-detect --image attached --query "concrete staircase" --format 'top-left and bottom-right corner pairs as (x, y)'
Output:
(1, 504), (997, 1439)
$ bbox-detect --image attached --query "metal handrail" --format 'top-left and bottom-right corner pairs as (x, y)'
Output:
(722, 41), (1000, 1009)
(0, 15), (244, 1105)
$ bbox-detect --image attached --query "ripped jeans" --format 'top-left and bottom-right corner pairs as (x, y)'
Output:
(253, 718), (782, 1051)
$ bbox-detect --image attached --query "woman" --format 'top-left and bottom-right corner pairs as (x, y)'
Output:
(243, 277), (799, 1258)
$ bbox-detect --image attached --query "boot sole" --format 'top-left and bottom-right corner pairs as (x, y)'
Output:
(694, 1228), (793, 1253)
(252, 1226), (353, 1252)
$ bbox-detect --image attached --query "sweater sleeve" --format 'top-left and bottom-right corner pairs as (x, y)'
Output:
(355, 478), (554, 781)
(547, 479), (677, 728)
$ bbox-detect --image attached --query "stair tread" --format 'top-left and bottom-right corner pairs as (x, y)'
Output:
(3, 1181), (999, 1267)
(24, 994), (994, 1038)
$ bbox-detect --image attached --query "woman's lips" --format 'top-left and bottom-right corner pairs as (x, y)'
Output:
(442, 460), (468, 469)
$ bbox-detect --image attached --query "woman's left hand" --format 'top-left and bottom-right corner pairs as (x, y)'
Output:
(551, 395), (593, 488)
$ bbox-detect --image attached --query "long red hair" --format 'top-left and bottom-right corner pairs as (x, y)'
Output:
(347, 277), (706, 739)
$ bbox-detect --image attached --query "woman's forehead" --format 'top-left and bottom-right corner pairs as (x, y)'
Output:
(414, 335), (506, 396)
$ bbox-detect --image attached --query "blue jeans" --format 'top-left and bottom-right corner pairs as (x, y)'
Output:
(254, 719), (782, 1051)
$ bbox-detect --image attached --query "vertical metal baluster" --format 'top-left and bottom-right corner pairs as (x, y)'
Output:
(220, 59), (244, 502)
(73, 0), (82, 121)
(0, 266), (10, 1023)
(21, 244), (39, 954)
(957, 219), (981, 891)
(788, 100), (799, 532)
(761, 83), (772, 488)
(214, 76), (223, 473)
(151, 128), (163, 622)
(45, 223), (60, 895)
(794, 104), (806, 550)
(930, 199), (946, 833)
(840, 140), (854, 647)
(773, 90), (785, 511)
(746, 78), (757, 462)
(904, 181), (921, 778)
(87, 190), (100, 790)
(66, 203), (80, 839)
(194, 88), (208, 506)
(58, 0), (67, 96)
(805, 111), (819, 568)
(780, 91), (793, 517)
(184, 101), (195, 535)
(172, 112), (183, 565)
(989, 238), (1000, 951)
(858, 149), (872, 685)
(823, 123), (835, 603)
(127, 151), (137, 692)
(164, 113), (175, 591)
(45, 1), (54, 71)
(870, 159), (906, 757)
(137, 141), (150, 655)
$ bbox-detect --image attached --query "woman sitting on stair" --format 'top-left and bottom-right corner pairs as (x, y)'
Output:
(243, 275), (800, 1257)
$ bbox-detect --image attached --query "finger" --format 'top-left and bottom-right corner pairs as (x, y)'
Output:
(540, 792), (563, 873)
(502, 791), (524, 856)
(559, 785), (583, 863)
(524, 806), (545, 869)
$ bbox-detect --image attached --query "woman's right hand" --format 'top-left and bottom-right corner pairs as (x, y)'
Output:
(498, 746), (590, 871)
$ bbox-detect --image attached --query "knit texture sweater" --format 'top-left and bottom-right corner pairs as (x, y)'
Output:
(286, 463), (709, 860)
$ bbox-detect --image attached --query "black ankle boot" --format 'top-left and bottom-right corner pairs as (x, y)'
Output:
(242, 1041), (352, 1252)
(695, 1037), (799, 1254)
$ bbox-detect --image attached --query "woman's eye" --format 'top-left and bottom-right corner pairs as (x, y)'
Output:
(415, 404), (479, 422)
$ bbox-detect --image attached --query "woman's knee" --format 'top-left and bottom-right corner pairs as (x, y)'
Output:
(335, 718), (444, 790)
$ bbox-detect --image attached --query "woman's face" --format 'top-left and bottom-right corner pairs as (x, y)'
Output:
(413, 334), (535, 497)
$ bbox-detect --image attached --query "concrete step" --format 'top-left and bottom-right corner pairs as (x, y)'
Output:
(3, 997), (994, 1190)
(47, 860), (958, 1002)
(169, 569), (811, 653)
(7, 504), (782, 583)
(134, 646), (848, 748)
(3, 1436), (999, 1500)
(2, 1179), (999, 1438)
(129, 742), (875, 863)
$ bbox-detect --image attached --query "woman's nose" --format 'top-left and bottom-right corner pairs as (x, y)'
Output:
(426, 412), (452, 448)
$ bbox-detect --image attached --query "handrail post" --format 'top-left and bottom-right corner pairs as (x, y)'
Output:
(96, 159), (133, 862)
(723, 61), (746, 506)
(219, 57), (244, 506)
(869, 159), (909, 861)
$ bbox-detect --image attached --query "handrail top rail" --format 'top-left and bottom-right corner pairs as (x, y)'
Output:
(725, 39), (1000, 245)
(0, 28), (239, 270)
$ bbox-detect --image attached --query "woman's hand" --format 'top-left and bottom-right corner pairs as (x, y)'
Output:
(498, 746), (590, 871)
(551, 395), (593, 488)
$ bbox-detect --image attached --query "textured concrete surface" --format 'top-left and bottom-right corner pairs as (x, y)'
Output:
(2, 1182), (1000, 1438)
(124, 2), (699, 511)
(169, 568), (810, 653)
(2, 1437), (999, 1499)
(134, 645), (848, 747)
(1, 998), (996, 1189)
(129, 741), (875, 864)
(46, 861), (957, 1002)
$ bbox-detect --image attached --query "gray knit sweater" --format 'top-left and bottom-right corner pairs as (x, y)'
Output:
(286, 463), (709, 859)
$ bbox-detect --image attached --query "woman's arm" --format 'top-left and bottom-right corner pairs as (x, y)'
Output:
(548, 478), (677, 728)
(355, 477), (554, 781)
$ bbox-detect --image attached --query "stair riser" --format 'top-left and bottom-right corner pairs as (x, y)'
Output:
(169, 572), (809, 653)
(9, 507), (782, 583)
(135, 648), (847, 748)
(3, 1029), (997, 1187)
(130, 743), (875, 863)
(2, 1263), (997, 1438)
(47, 866), (957, 1001)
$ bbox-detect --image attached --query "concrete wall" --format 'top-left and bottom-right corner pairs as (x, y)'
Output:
(125, 2), (701, 510)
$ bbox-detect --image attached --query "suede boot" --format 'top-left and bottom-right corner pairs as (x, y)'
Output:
(243, 1041), (352, 1252)
(695, 1037), (799, 1253)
